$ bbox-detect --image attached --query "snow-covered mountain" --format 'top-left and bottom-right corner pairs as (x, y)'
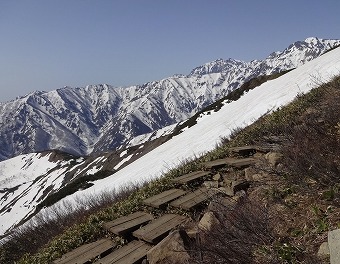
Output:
(2, 40), (340, 237)
(1, 38), (340, 237)
(0, 37), (338, 161)
(0, 140), (163, 236)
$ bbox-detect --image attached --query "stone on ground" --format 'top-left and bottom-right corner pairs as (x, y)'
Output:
(328, 229), (340, 264)
(147, 230), (191, 264)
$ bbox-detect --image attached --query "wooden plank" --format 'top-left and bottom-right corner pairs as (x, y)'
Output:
(203, 157), (256, 169)
(202, 158), (234, 170)
(143, 189), (187, 208)
(103, 211), (154, 236)
(229, 145), (258, 156)
(225, 157), (256, 168)
(170, 187), (218, 210)
(171, 171), (210, 184)
(94, 240), (152, 264)
(132, 214), (188, 244)
(53, 238), (115, 264)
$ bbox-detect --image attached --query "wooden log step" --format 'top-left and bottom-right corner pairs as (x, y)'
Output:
(53, 238), (115, 264)
(203, 157), (256, 169)
(132, 214), (188, 244)
(225, 157), (256, 168)
(202, 158), (235, 170)
(170, 187), (218, 210)
(94, 240), (152, 264)
(143, 189), (187, 208)
(229, 145), (259, 156)
(171, 171), (210, 184)
(103, 211), (154, 236)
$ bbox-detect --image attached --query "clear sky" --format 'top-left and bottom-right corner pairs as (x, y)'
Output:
(0, 0), (339, 102)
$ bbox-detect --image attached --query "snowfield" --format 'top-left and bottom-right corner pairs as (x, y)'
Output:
(0, 153), (75, 235)
(52, 47), (340, 207)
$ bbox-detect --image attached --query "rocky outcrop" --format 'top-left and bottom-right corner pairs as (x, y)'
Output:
(147, 230), (191, 264)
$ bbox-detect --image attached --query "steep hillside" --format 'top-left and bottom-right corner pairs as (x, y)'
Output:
(1, 43), (339, 246)
(0, 37), (338, 161)
(0, 72), (285, 237)
(0, 135), (171, 236)
(2, 51), (340, 264)
(54, 45), (340, 208)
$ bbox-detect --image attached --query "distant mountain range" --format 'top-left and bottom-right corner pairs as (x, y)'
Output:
(0, 37), (339, 162)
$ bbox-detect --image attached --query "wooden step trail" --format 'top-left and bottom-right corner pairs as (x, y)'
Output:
(53, 238), (115, 264)
(94, 240), (152, 264)
(171, 170), (211, 184)
(203, 157), (256, 170)
(229, 145), (259, 156)
(133, 214), (188, 244)
(203, 158), (233, 170)
(143, 189), (187, 208)
(226, 157), (256, 168)
(170, 187), (219, 210)
(103, 211), (154, 236)
(54, 146), (261, 264)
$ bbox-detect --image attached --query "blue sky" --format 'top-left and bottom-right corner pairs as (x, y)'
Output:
(0, 0), (339, 102)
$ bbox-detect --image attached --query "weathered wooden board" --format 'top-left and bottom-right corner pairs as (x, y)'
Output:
(143, 189), (187, 208)
(170, 187), (218, 210)
(103, 211), (154, 236)
(171, 171), (210, 184)
(203, 157), (256, 169)
(202, 158), (234, 169)
(229, 145), (259, 156)
(53, 238), (115, 264)
(225, 157), (256, 168)
(94, 240), (152, 264)
(132, 214), (188, 244)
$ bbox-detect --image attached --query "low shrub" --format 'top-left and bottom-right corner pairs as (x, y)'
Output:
(192, 197), (275, 264)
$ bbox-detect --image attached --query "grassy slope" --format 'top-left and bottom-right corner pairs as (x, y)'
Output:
(2, 74), (340, 263)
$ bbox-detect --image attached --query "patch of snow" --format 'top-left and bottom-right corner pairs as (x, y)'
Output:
(86, 166), (103, 175)
(114, 154), (134, 170)
(0, 153), (56, 189)
(119, 150), (128, 157)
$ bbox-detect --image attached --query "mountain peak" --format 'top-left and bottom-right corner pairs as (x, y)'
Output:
(304, 36), (319, 43)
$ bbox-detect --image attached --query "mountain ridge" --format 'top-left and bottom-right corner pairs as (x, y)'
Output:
(1, 40), (340, 238)
(0, 37), (339, 161)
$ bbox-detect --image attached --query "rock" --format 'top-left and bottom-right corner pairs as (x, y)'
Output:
(212, 173), (221, 181)
(198, 211), (220, 231)
(253, 152), (264, 158)
(185, 226), (199, 239)
(328, 229), (340, 264)
(218, 186), (234, 196)
(233, 180), (250, 192)
(221, 179), (250, 196)
(244, 167), (256, 181)
(203, 181), (219, 188)
(147, 230), (191, 264)
(208, 197), (236, 212)
(252, 173), (264, 181)
(264, 152), (283, 167)
(223, 178), (233, 187)
(317, 241), (330, 259)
